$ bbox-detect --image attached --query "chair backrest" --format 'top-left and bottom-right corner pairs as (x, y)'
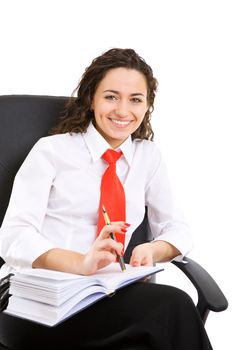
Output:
(0, 95), (151, 267)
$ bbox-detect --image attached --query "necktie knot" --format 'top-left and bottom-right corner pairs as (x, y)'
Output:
(102, 149), (123, 164)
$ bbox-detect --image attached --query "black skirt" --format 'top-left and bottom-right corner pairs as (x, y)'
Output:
(0, 282), (212, 350)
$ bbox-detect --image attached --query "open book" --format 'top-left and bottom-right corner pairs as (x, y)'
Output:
(4, 263), (163, 326)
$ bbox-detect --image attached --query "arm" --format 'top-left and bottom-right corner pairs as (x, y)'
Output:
(32, 222), (126, 275)
(130, 145), (192, 266)
(0, 139), (59, 269)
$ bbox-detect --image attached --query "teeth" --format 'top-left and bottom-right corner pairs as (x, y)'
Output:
(112, 119), (131, 126)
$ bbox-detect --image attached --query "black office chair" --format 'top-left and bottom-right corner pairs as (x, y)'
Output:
(0, 95), (228, 349)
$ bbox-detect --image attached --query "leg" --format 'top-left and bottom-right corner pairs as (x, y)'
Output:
(0, 283), (212, 350)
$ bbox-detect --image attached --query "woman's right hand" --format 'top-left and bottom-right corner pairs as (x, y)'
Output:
(32, 221), (128, 275)
(80, 221), (127, 275)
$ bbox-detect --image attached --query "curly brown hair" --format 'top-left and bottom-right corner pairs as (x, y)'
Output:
(50, 48), (158, 140)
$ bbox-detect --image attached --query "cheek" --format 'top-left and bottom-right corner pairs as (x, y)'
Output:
(94, 107), (111, 130)
(136, 103), (148, 117)
(95, 104), (113, 119)
(137, 110), (147, 124)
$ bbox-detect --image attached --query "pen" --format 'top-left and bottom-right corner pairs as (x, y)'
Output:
(102, 205), (126, 272)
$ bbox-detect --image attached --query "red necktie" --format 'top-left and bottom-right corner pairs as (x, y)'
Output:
(97, 149), (126, 250)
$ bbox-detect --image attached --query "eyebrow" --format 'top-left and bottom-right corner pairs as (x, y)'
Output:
(103, 89), (146, 97)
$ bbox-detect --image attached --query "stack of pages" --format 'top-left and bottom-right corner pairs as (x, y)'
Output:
(5, 263), (163, 326)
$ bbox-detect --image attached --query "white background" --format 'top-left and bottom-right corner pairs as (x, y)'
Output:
(0, 0), (232, 348)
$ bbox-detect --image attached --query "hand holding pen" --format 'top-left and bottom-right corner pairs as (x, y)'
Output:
(81, 218), (128, 275)
(102, 205), (127, 272)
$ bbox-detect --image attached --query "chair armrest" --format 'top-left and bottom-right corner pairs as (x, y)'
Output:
(172, 257), (228, 323)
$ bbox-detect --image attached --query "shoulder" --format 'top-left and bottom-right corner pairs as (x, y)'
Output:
(128, 139), (163, 179)
(133, 138), (161, 162)
(37, 132), (80, 145)
(32, 132), (82, 153)
(22, 133), (82, 168)
(133, 138), (158, 149)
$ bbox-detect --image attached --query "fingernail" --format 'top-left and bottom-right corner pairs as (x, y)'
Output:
(125, 223), (131, 227)
(121, 228), (127, 233)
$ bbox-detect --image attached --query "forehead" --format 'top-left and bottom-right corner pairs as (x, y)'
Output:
(97, 67), (147, 93)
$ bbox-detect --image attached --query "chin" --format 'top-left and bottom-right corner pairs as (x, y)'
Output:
(111, 133), (129, 142)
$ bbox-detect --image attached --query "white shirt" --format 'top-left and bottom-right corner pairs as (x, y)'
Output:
(0, 123), (192, 276)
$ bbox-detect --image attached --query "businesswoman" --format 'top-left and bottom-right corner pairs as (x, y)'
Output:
(0, 48), (212, 349)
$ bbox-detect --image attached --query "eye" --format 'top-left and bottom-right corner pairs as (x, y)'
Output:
(131, 97), (143, 103)
(104, 95), (118, 101)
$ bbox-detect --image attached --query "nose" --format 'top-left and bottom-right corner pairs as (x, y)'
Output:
(115, 100), (129, 118)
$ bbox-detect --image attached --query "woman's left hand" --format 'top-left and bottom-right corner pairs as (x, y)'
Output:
(129, 240), (182, 266)
(129, 242), (154, 267)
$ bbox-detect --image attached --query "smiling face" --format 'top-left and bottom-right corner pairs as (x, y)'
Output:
(91, 67), (148, 148)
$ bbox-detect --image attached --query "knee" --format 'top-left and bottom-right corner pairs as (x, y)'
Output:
(169, 285), (194, 304)
(156, 284), (196, 313)
(165, 285), (199, 321)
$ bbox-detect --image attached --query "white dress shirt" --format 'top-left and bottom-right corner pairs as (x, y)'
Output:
(0, 123), (192, 277)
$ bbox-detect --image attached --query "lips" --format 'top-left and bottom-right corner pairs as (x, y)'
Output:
(110, 119), (132, 127)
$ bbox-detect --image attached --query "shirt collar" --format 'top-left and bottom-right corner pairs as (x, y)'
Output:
(83, 122), (134, 166)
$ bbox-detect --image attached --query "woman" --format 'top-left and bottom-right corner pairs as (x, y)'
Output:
(0, 48), (212, 349)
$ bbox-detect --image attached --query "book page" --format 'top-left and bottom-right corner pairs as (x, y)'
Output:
(92, 264), (163, 291)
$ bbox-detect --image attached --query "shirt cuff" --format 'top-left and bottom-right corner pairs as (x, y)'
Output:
(152, 229), (193, 259)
